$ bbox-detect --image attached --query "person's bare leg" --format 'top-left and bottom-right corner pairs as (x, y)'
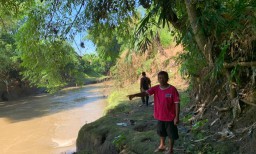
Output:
(159, 137), (166, 149)
(168, 138), (174, 153)
(154, 137), (167, 152)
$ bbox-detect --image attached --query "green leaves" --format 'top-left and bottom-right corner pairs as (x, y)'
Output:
(0, 33), (18, 80)
(82, 53), (111, 75)
(134, 5), (159, 52)
(19, 40), (82, 92)
(16, 17), (84, 92)
(1, 0), (255, 92)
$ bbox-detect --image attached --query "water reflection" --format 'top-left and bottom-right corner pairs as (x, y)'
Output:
(0, 83), (109, 154)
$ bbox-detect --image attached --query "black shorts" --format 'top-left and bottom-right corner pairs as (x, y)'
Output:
(157, 120), (179, 140)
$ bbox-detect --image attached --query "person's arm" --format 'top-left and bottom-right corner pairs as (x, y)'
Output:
(174, 103), (180, 125)
(127, 91), (148, 100)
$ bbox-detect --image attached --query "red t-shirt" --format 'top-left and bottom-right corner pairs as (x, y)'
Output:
(147, 85), (180, 121)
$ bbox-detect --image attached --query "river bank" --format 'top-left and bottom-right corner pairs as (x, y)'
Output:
(75, 82), (256, 154)
(0, 76), (110, 102)
(75, 86), (190, 154)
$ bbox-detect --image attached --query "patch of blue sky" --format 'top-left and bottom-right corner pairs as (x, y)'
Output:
(68, 1), (145, 56)
(72, 31), (96, 56)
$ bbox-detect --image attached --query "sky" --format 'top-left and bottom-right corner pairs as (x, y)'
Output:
(70, 3), (146, 56)
(72, 33), (96, 56)
(68, 4), (96, 56)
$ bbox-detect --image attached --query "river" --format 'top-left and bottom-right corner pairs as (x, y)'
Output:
(0, 82), (110, 154)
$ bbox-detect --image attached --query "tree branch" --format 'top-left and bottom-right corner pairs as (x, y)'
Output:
(224, 61), (256, 68)
(64, 0), (85, 35)
(240, 99), (256, 107)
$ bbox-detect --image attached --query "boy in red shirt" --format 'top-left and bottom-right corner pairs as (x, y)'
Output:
(128, 71), (180, 154)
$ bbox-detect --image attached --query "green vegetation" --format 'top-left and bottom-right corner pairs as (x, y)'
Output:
(191, 119), (209, 132)
(0, 0), (256, 153)
(159, 27), (174, 48)
(0, 32), (19, 92)
(107, 84), (138, 111)
(0, 0), (255, 94)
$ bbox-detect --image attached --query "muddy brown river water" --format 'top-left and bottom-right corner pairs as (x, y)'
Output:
(0, 82), (109, 154)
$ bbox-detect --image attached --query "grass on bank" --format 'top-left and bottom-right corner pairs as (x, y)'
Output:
(83, 71), (109, 84)
(76, 82), (191, 154)
(106, 83), (139, 111)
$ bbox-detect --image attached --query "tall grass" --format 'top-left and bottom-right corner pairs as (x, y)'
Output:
(106, 83), (139, 111)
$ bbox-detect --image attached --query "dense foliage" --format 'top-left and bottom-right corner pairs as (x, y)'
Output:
(0, 1), (256, 153)
(0, 0), (255, 96)
(0, 32), (20, 92)
(82, 53), (112, 75)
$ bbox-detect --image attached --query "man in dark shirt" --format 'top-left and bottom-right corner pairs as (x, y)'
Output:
(140, 72), (151, 106)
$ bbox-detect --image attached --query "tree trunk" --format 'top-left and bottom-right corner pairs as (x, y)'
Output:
(4, 80), (9, 94)
(185, 1), (213, 66)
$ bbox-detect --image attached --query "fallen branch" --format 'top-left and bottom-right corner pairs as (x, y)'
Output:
(206, 95), (218, 108)
(201, 96), (210, 116)
(240, 99), (256, 107)
(210, 118), (219, 126)
(214, 106), (231, 112)
(192, 134), (214, 143)
(196, 103), (206, 114)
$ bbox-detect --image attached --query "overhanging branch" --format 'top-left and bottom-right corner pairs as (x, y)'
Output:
(64, 0), (85, 35)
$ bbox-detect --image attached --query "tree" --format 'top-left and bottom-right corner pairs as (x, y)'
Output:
(1, 0), (255, 96)
(136, 0), (256, 99)
(0, 1), (87, 92)
(86, 24), (121, 64)
(0, 32), (19, 94)
(0, 6), (22, 96)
